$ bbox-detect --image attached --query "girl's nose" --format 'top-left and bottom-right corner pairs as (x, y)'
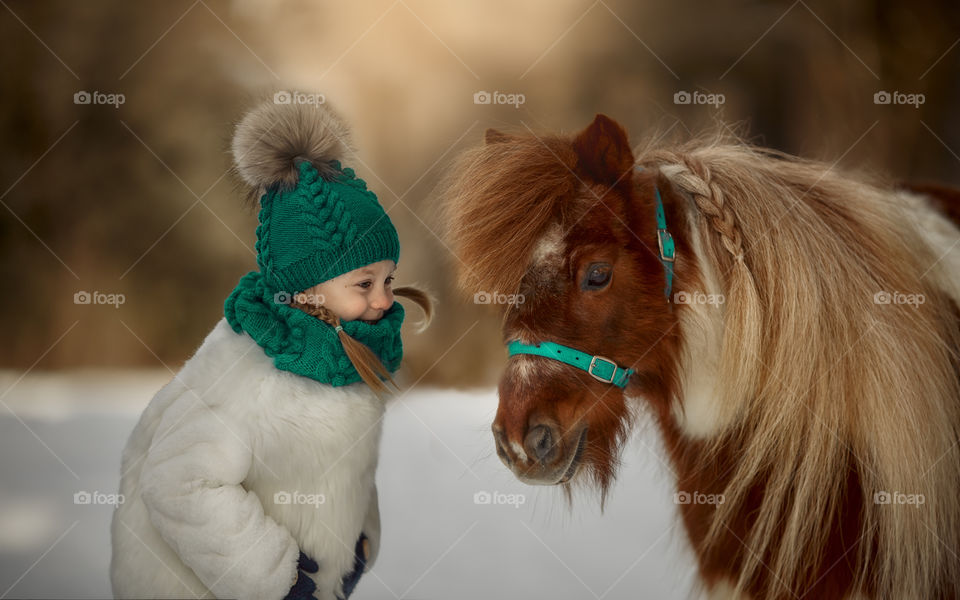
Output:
(370, 287), (393, 310)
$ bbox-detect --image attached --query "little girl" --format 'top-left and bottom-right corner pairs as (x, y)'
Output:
(110, 97), (433, 600)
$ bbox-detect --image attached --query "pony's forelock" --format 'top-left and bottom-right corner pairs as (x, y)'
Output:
(441, 135), (581, 297)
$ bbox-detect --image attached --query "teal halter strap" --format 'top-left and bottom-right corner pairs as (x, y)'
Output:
(507, 340), (635, 388)
(654, 183), (675, 300)
(505, 169), (674, 389)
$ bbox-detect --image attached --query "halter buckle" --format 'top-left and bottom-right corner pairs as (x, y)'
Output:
(588, 355), (617, 384)
(657, 229), (675, 263)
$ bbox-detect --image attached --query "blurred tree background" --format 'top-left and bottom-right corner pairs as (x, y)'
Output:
(2, 0), (958, 389)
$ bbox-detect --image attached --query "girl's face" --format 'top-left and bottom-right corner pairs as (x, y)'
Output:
(294, 260), (396, 324)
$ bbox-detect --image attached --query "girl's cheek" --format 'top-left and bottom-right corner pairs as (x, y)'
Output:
(347, 295), (370, 317)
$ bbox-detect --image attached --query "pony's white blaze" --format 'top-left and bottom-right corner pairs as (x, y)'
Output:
(530, 223), (565, 268)
(506, 222), (570, 389)
(506, 353), (567, 386)
(501, 223), (569, 386)
(510, 353), (535, 384)
(672, 203), (729, 438)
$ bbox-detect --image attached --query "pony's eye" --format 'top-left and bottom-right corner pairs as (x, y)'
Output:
(582, 262), (612, 290)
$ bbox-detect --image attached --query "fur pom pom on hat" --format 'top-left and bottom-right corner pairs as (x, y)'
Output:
(233, 97), (352, 199)
(230, 96), (400, 294)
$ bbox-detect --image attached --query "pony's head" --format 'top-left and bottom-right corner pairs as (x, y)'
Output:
(443, 116), (687, 495)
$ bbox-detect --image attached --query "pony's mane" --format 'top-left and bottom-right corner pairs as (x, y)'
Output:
(441, 135), (580, 296)
(641, 139), (960, 598)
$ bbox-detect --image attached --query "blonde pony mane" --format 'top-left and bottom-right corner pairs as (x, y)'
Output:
(641, 138), (960, 598)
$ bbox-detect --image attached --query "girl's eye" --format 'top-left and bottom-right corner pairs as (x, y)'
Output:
(385, 276), (394, 285)
(582, 262), (612, 291)
(357, 281), (372, 289)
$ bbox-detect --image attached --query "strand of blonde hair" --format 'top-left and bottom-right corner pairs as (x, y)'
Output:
(647, 152), (763, 425)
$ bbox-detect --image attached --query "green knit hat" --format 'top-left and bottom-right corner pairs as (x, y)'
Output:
(255, 160), (399, 293)
(233, 98), (400, 294)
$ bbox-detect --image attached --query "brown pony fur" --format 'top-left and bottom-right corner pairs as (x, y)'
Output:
(442, 115), (960, 599)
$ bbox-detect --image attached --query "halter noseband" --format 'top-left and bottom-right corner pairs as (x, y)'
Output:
(507, 339), (636, 387)
(506, 168), (674, 389)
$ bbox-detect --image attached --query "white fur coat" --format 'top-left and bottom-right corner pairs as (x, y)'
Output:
(110, 318), (384, 600)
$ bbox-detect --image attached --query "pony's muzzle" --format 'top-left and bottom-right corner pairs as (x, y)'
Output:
(492, 420), (586, 485)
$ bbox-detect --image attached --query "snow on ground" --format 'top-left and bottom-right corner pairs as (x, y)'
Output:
(0, 370), (698, 599)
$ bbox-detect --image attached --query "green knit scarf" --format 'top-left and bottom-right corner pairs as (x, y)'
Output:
(224, 271), (404, 387)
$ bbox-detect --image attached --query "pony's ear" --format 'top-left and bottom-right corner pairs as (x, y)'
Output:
(572, 114), (634, 185)
(485, 129), (514, 145)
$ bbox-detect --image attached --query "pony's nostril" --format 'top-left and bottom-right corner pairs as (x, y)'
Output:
(525, 424), (557, 463)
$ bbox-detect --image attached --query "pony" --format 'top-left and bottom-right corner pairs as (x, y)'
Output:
(441, 115), (960, 599)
